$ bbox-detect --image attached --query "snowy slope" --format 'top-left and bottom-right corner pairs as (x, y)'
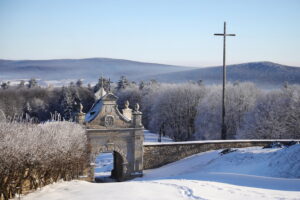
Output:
(19, 144), (300, 200)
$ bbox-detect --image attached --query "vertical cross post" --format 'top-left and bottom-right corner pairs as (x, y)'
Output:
(214, 22), (236, 140)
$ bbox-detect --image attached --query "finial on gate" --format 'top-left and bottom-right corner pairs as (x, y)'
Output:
(125, 100), (129, 109)
(134, 103), (140, 112)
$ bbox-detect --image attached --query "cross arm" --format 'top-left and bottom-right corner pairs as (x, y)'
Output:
(214, 33), (236, 36)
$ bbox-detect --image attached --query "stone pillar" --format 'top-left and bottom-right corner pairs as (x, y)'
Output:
(132, 103), (144, 177)
(132, 103), (143, 128)
(122, 108), (132, 120)
(132, 131), (144, 176)
(75, 103), (86, 125)
(75, 112), (86, 125)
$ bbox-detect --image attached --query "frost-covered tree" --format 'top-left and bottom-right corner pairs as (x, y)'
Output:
(116, 76), (130, 91)
(116, 84), (143, 111)
(149, 83), (206, 141)
(238, 85), (300, 139)
(139, 81), (145, 90)
(28, 78), (38, 88)
(195, 83), (260, 140)
(58, 87), (80, 120)
(18, 80), (26, 89)
(76, 79), (83, 87)
(1, 81), (10, 90)
(0, 85), (94, 122)
(94, 76), (111, 92)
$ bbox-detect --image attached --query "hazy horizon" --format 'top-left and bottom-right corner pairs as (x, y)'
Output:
(1, 57), (300, 69)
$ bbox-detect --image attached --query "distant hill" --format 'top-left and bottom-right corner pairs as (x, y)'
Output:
(0, 58), (299, 88)
(0, 58), (194, 85)
(144, 61), (300, 88)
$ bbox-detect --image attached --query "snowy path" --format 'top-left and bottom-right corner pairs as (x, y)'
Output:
(19, 175), (300, 200)
(18, 141), (300, 200)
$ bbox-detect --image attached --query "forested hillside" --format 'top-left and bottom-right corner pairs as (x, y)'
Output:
(1, 58), (300, 88)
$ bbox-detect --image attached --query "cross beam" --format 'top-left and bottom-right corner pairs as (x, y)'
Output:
(214, 22), (236, 140)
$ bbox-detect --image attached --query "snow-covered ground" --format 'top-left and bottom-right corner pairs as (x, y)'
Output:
(94, 152), (113, 177)
(19, 142), (300, 200)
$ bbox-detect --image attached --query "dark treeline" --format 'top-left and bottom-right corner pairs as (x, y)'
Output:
(0, 79), (94, 122)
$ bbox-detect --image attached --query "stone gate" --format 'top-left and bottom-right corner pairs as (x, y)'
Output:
(77, 89), (144, 181)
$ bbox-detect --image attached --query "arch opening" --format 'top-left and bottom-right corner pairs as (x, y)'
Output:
(94, 151), (124, 182)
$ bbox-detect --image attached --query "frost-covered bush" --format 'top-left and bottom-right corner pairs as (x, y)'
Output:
(0, 121), (88, 200)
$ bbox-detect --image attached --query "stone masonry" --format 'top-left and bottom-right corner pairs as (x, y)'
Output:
(143, 140), (300, 169)
(77, 91), (144, 181)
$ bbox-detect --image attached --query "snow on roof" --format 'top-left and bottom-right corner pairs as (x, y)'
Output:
(85, 100), (103, 122)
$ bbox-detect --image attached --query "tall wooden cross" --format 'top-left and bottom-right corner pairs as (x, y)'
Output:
(214, 22), (236, 140)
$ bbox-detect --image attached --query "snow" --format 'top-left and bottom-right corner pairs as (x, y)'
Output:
(94, 152), (113, 177)
(18, 142), (300, 200)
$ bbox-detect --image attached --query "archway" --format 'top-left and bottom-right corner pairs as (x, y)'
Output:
(82, 92), (144, 181)
(92, 145), (128, 182)
(94, 151), (124, 182)
(111, 151), (124, 181)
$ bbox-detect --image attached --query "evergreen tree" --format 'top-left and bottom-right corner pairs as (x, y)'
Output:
(59, 87), (79, 120)
(18, 80), (26, 89)
(117, 76), (129, 91)
(28, 78), (38, 88)
(87, 83), (93, 91)
(69, 81), (75, 87)
(76, 79), (83, 87)
(1, 81), (10, 90)
(197, 80), (203, 86)
(94, 76), (110, 92)
(139, 81), (145, 90)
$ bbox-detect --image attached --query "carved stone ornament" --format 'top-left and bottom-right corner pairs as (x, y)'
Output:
(105, 105), (113, 113)
(79, 103), (84, 113)
(125, 100), (129, 109)
(134, 103), (140, 112)
(104, 115), (114, 127)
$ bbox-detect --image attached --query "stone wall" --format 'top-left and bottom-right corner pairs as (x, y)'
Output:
(143, 140), (299, 169)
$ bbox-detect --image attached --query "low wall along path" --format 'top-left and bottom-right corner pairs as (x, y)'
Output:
(143, 140), (300, 169)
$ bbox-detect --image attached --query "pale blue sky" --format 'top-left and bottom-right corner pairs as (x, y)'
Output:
(0, 0), (299, 67)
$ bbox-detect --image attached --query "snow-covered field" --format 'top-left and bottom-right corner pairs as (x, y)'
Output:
(18, 132), (300, 200)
